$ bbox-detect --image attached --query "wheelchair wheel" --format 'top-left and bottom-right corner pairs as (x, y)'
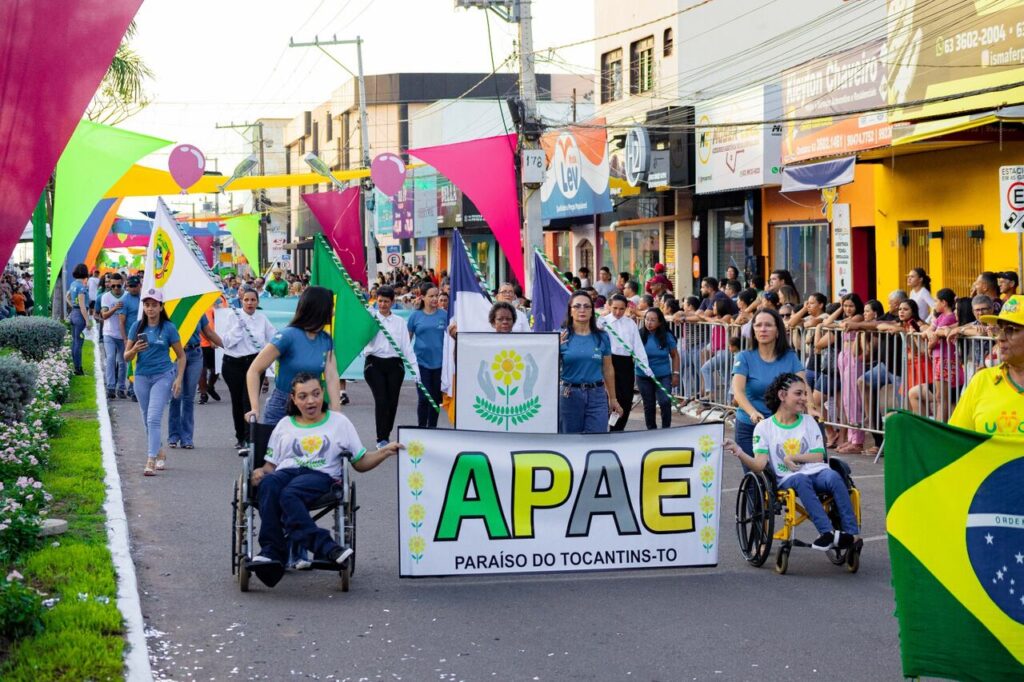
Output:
(735, 472), (774, 567)
(775, 544), (790, 575)
(346, 483), (357, 577)
(846, 539), (863, 574)
(234, 474), (250, 592)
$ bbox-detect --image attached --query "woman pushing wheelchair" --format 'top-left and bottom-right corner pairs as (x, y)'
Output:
(246, 372), (403, 588)
(724, 372), (861, 553)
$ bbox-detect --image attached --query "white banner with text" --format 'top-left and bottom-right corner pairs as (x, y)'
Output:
(397, 425), (724, 577)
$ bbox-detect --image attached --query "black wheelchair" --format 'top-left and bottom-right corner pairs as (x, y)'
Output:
(231, 419), (358, 592)
(735, 457), (863, 575)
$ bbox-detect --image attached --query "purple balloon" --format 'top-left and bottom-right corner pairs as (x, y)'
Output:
(168, 144), (206, 192)
(370, 153), (407, 197)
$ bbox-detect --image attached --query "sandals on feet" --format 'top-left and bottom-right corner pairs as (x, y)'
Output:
(155, 451), (166, 470)
(144, 459), (156, 476)
(836, 442), (863, 454)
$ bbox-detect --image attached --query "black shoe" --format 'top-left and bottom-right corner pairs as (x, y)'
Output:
(340, 392), (350, 405)
(106, 389), (115, 400)
(812, 532), (836, 551)
(247, 555), (285, 587)
(198, 395), (208, 405)
(208, 386), (221, 401)
(234, 440), (246, 450)
(327, 546), (354, 565)
(116, 390), (127, 400)
(837, 532), (855, 550)
(130, 393), (138, 402)
(74, 368), (85, 376)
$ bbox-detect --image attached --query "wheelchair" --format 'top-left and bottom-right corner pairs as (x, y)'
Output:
(734, 457), (863, 575)
(231, 419), (358, 592)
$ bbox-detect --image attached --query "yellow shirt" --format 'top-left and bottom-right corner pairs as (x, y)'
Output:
(948, 365), (1024, 437)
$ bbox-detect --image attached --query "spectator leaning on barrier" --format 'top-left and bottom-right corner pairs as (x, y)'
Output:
(998, 271), (1018, 301)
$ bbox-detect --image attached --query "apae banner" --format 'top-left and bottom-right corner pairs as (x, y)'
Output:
(397, 425), (724, 577)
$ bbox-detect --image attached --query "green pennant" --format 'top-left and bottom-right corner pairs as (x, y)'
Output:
(223, 214), (261, 277)
(311, 234), (377, 374)
(50, 120), (171, 292)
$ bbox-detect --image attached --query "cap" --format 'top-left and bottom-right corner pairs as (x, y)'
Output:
(980, 294), (1024, 326)
(126, 276), (141, 286)
(654, 262), (666, 273)
(1000, 271), (1019, 286)
(141, 288), (164, 303)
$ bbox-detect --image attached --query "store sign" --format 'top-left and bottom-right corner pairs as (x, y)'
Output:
(413, 170), (438, 238)
(695, 85), (782, 194)
(396, 424), (724, 577)
(647, 150), (670, 188)
(540, 118), (612, 220)
(885, 0), (1024, 120)
(374, 188), (395, 236)
(782, 39), (891, 163)
(832, 203), (853, 298)
(625, 126), (651, 187)
(437, 176), (461, 229)
(999, 165), (1024, 233)
(391, 177), (414, 239)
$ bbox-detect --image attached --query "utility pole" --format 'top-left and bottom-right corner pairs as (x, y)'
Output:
(31, 191), (49, 317)
(217, 121), (266, 272)
(289, 35), (377, 284)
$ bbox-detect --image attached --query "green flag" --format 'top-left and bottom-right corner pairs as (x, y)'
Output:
(885, 411), (1024, 681)
(224, 214), (261, 277)
(311, 234), (377, 374)
(51, 120), (171, 292)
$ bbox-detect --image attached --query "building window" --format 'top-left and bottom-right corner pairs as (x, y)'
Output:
(600, 49), (623, 103)
(663, 28), (673, 57)
(312, 122), (319, 155)
(630, 36), (655, 95)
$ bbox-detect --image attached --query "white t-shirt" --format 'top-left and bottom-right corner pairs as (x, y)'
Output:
(100, 291), (125, 339)
(87, 276), (100, 305)
(910, 287), (936, 322)
(751, 414), (827, 484)
(265, 412), (366, 480)
(594, 280), (618, 298)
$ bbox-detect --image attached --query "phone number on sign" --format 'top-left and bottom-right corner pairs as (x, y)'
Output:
(936, 24), (1009, 55)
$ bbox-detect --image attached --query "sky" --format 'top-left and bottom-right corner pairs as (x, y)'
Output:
(122, 0), (596, 204)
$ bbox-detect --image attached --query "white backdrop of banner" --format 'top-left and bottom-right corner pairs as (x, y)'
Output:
(396, 425), (724, 577)
(455, 332), (559, 433)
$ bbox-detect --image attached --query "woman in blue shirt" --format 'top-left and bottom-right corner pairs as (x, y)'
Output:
(730, 308), (806, 458)
(245, 286), (341, 427)
(559, 291), (622, 433)
(125, 288), (187, 476)
(636, 308), (679, 429)
(406, 286), (446, 428)
(66, 263), (92, 375)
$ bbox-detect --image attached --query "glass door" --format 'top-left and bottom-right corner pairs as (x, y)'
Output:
(772, 222), (829, 298)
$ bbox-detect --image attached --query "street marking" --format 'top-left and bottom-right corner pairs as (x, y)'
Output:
(862, 534), (888, 543)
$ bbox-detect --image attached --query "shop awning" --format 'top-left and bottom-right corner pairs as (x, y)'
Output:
(781, 156), (856, 193)
(892, 105), (1024, 146)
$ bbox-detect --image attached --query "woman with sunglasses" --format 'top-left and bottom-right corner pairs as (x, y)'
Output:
(559, 291), (622, 433)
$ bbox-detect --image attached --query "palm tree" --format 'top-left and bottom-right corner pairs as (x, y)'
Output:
(85, 20), (154, 126)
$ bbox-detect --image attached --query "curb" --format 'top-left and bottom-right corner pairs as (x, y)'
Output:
(92, 336), (154, 681)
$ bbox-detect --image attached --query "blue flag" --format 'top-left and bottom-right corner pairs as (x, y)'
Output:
(530, 251), (571, 332)
(448, 229), (493, 332)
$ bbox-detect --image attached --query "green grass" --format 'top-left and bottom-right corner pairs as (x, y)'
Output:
(1, 341), (124, 680)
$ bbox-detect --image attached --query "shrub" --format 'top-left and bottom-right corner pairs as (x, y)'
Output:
(0, 478), (50, 563)
(0, 357), (35, 424)
(0, 421), (49, 482)
(32, 355), (72, 406)
(0, 318), (66, 362)
(22, 399), (63, 438)
(0, 575), (43, 641)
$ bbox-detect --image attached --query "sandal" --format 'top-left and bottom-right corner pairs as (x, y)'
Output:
(144, 458), (156, 476)
(181, 444), (194, 450)
(155, 451), (166, 470)
(836, 442), (863, 455)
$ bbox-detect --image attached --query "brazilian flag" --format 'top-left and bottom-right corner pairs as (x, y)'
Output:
(885, 412), (1024, 681)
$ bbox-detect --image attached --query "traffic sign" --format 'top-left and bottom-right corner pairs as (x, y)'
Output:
(386, 252), (403, 267)
(999, 166), (1024, 233)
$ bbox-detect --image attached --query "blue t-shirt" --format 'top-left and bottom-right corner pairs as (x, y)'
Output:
(128, 320), (181, 376)
(185, 314), (210, 348)
(68, 280), (89, 310)
(560, 331), (611, 385)
(269, 326), (333, 391)
(638, 331), (677, 379)
(118, 293), (140, 332)
(406, 309), (447, 370)
(732, 349), (805, 425)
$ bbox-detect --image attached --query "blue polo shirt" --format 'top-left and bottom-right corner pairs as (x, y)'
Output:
(638, 330), (677, 378)
(118, 293), (140, 333)
(560, 331), (611, 385)
(127, 320), (181, 376)
(269, 326), (333, 391)
(406, 309), (447, 370)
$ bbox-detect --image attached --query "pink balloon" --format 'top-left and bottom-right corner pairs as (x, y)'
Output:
(370, 153), (407, 197)
(168, 144), (206, 192)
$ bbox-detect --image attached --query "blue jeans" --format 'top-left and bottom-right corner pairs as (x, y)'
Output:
(861, 362), (896, 388)
(257, 468), (341, 562)
(168, 347), (203, 446)
(135, 368), (176, 458)
(261, 387), (290, 427)
(637, 374), (672, 429)
(417, 366), (442, 428)
(679, 347), (701, 397)
(103, 337), (126, 391)
(70, 309), (87, 371)
(700, 350), (731, 401)
(559, 384), (610, 434)
(779, 468), (860, 536)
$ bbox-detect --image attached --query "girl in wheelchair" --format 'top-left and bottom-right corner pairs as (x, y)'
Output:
(247, 372), (402, 587)
(724, 372), (860, 552)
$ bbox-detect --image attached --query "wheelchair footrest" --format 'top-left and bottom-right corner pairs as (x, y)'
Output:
(790, 539), (811, 548)
(308, 558), (351, 572)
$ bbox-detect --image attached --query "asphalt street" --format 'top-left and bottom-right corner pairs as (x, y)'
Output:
(110, 376), (902, 681)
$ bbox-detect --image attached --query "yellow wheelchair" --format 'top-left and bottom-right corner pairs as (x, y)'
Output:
(735, 457), (863, 574)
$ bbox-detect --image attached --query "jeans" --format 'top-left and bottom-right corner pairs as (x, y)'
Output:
(637, 374), (672, 429)
(70, 309), (87, 371)
(779, 468), (860, 536)
(135, 368), (176, 458)
(103, 337), (126, 391)
(735, 419), (755, 470)
(364, 356), (405, 442)
(558, 384), (610, 434)
(700, 350), (731, 401)
(168, 347), (203, 446)
(417, 366), (442, 428)
(257, 468), (341, 562)
(261, 388), (290, 428)
(609, 355), (635, 432)
(861, 362), (896, 388)
(679, 347), (701, 397)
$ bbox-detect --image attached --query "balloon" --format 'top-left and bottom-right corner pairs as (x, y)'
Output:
(370, 153), (407, 197)
(168, 144), (206, 192)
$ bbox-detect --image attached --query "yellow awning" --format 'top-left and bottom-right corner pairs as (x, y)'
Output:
(892, 105), (1024, 146)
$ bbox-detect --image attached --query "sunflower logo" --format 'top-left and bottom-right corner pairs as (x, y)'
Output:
(474, 348), (541, 430)
(408, 535), (426, 562)
(407, 503), (426, 531)
(300, 435), (322, 455)
(700, 525), (716, 552)
(699, 464), (715, 491)
(698, 435), (715, 454)
(491, 350), (524, 386)
(407, 440), (425, 467)
(782, 438), (801, 457)
(700, 495), (715, 515)
(407, 471), (425, 498)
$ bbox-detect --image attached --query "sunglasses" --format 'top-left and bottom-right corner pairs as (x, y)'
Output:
(996, 323), (1023, 340)
(571, 303), (593, 310)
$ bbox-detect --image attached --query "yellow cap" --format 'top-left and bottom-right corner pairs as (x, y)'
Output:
(980, 294), (1024, 326)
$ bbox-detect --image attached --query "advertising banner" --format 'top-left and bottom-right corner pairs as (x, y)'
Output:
(437, 175), (461, 229)
(540, 117), (612, 220)
(886, 0), (1024, 121)
(413, 170), (439, 238)
(782, 39), (892, 163)
(392, 177), (414, 239)
(373, 188), (394, 236)
(396, 424), (724, 577)
(454, 332), (559, 433)
(266, 228), (287, 262)
(696, 85), (782, 194)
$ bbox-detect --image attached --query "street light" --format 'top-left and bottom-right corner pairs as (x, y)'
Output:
(303, 152), (346, 190)
(219, 154), (259, 192)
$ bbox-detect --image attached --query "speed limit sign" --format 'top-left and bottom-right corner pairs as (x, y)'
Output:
(386, 252), (403, 267)
(1000, 166), (1024, 233)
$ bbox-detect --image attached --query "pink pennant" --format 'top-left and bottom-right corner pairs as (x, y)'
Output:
(302, 188), (367, 286)
(408, 134), (523, 285)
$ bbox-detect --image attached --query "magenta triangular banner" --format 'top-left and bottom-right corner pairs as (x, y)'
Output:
(0, 0), (145, 271)
(408, 134), (523, 285)
(302, 188), (367, 286)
